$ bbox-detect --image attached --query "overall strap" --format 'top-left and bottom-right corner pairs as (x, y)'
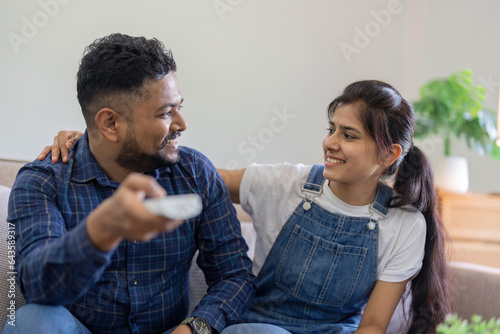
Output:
(369, 183), (393, 217)
(302, 165), (325, 195)
(301, 165), (325, 211)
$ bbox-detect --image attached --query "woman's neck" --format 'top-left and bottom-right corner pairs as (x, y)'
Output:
(328, 180), (379, 206)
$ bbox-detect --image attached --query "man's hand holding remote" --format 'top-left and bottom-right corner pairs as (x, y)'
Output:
(86, 173), (184, 252)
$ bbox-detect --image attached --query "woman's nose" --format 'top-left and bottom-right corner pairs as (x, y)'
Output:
(324, 133), (340, 150)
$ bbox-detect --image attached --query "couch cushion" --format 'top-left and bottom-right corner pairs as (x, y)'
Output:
(188, 220), (256, 315)
(0, 185), (26, 326)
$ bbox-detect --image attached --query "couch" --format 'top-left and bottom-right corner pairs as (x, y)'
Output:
(1, 158), (499, 332)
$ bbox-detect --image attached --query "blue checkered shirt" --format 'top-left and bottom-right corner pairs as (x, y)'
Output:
(9, 131), (255, 333)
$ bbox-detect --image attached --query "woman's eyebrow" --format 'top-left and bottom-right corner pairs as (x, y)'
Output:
(329, 121), (362, 135)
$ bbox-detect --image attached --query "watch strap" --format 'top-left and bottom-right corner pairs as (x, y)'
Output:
(180, 317), (195, 326)
(179, 317), (212, 334)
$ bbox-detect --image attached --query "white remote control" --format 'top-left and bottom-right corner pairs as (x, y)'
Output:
(143, 193), (203, 220)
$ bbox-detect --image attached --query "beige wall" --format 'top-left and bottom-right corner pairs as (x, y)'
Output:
(1, 0), (499, 192)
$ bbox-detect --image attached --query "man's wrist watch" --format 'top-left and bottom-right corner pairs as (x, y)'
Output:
(180, 317), (212, 334)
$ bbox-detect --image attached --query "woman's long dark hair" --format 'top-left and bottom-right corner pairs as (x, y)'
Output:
(328, 80), (451, 333)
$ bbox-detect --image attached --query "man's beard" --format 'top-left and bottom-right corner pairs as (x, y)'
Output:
(116, 131), (180, 173)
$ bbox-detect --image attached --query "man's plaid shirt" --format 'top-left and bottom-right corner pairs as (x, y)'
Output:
(9, 131), (255, 333)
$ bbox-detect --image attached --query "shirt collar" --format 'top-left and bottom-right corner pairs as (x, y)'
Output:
(70, 130), (171, 187)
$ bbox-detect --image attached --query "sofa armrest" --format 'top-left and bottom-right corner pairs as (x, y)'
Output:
(387, 261), (500, 333)
(450, 261), (500, 319)
(0, 159), (27, 188)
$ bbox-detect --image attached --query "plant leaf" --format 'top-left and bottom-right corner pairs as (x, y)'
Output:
(412, 69), (497, 159)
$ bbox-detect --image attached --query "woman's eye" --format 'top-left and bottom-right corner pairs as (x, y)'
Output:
(326, 128), (334, 135)
(344, 133), (356, 139)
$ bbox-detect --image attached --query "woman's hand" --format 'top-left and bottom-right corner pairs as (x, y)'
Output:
(38, 130), (84, 162)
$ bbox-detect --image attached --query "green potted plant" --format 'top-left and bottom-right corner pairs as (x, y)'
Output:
(412, 69), (500, 193)
(436, 314), (500, 333)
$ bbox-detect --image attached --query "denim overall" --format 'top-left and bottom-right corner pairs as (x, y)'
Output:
(239, 165), (393, 334)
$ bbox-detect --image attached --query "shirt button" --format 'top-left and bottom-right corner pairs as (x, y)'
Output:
(131, 280), (138, 286)
(130, 317), (136, 324)
(131, 240), (137, 245)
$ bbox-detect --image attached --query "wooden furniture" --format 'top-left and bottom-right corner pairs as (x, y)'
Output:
(438, 190), (500, 269)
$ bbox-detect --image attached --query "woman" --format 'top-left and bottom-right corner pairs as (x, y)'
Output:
(41, 80), (451, 333)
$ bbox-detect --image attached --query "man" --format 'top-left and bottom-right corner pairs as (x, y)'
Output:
(5, 33), (255, 334)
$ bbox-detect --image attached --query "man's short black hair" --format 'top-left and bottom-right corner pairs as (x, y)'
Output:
(77, 33), (177, 126)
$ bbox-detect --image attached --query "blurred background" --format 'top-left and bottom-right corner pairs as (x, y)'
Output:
(1, 0), (499, 192)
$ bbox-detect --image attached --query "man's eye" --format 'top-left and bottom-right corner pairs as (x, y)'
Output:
(159, 111), (172, 118)
(326, 128), (334, 135)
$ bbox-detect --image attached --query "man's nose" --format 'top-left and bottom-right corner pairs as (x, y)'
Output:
(171, 111), (187, 132)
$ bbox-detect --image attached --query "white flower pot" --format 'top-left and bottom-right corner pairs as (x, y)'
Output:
(435, 156), (469, 194)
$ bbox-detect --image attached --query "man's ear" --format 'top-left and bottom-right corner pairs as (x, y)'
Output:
(94, 108), (123, 143)
(380, 144), (402, 168)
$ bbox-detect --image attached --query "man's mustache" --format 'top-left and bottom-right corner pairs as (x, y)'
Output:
(160, 132), (181, 149)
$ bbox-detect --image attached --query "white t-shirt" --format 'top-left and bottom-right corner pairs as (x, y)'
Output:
(240, 163), (426, 283)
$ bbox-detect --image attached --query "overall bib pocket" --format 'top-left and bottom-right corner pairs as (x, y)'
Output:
(275, 224), (368, 306)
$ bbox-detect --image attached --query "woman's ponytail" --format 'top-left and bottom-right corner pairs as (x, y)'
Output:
(392, 145), (434, 212)
(392, 146), (452, 333)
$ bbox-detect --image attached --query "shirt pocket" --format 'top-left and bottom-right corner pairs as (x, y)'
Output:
(275, 224), (368, 307)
